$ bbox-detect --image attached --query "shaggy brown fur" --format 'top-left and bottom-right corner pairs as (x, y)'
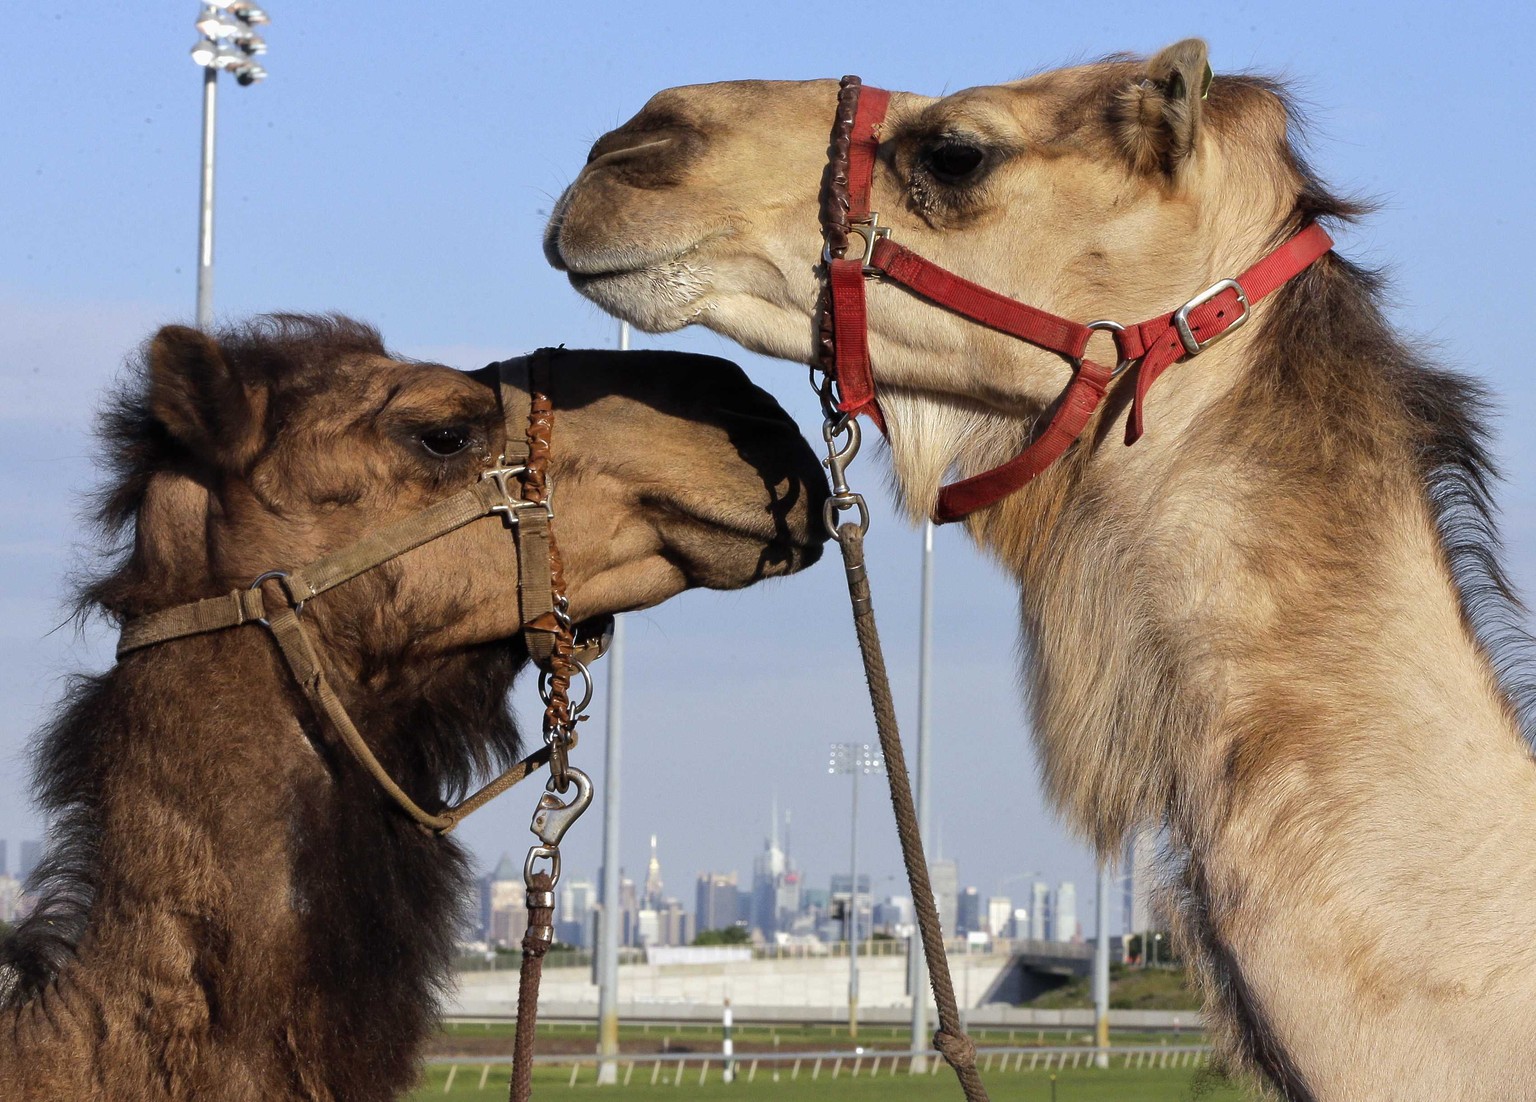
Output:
(544, 40), (1536, 1100)
(0, 315), (826, 1101)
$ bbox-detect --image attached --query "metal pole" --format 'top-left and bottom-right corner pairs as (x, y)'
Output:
(848, 759), (859, 1040)
(196, 66), (218, 329)
(909, 520), (934, 1069)
(1094, 862), (1110, 1068)
(595, 320), (630, 1085)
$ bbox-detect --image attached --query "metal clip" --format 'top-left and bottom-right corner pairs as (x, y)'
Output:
(822, 213), (891, 275)
(523, 767), (593, 886)
(479, 462), (554, 526)
(821, 417), (870, 538)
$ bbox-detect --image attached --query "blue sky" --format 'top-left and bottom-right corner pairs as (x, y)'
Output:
(3, 2), (1535, 931)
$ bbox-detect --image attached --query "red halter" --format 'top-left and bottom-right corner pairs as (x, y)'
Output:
(818, 77), (1333, 524)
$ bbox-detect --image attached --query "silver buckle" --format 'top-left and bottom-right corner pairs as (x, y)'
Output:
(1172, 278), (1249, 357)
(822, 212), (891, 274)
(480, 461), (554, 524)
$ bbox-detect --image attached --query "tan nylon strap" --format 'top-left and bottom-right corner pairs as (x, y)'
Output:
(283, 478), (509, 604)
(265, 605), (455, 831)
(497, 355), (533, 466)
(117, 587), (269, 657)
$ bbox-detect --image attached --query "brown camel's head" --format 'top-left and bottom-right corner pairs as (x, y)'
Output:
(546, 40), (1348, 507)
(98, 316), (826, 661)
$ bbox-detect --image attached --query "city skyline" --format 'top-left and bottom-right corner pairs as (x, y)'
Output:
(5, 5), (1536, 933)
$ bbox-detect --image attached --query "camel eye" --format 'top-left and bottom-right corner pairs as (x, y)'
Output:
(420, 425), (473, 457)
(923, 140), (986, 183)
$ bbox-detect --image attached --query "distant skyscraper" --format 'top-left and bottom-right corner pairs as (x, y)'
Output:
(1029, 881), (1050, 941)
(929, 859), (959, 937)
(1054, 881), (1078, 941)
(19, 840), (42, 883)
(986, 896), (1013, 938)
(696, 872), (740, 933)
(558, 877), (596, 948)
(751, 797), (793, 939)
(643, 835), (664, 911)
(485, 853), (527, 946)
(0, 840), (7, 876)
(956, 886), (982, 935)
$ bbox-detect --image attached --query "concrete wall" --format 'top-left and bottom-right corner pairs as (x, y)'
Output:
(451, 951), (1011, 1017)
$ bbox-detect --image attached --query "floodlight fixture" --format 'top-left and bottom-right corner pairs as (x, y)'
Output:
(229, 1), (270, 24)
(234, 62), (267, 86)
(195, 9), (242, 37)
(234, 33), (267, 55)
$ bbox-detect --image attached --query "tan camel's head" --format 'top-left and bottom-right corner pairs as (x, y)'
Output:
(100, 316), (826, 660)
(546, 40), (1346, 506)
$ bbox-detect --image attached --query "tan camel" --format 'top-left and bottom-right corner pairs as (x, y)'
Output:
(0, 315), (826, 1101)
(544, 40), (1536, 1100)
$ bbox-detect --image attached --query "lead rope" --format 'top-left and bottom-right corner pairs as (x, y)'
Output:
(821, 415), (990, 1101)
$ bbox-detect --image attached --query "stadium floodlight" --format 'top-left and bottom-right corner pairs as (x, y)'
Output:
(189, 1), (271, 328)
(229, 1), (270, 23)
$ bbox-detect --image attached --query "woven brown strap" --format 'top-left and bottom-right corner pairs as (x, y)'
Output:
(836, 523), (990, 1102)
(510, 870), (556, 1102)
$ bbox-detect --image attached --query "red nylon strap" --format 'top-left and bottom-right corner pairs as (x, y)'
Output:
(933, 359), (1115, 523)
(846, 86), (889, 221)
(831, 84), (892, 428)
(1117, 222), (1334, 443)
(872, 238), (1093, 360)
(831, 258), (884, 428)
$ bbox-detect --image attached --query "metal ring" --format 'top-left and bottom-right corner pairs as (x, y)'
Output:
(249, 569), (303, 628)
(823, 494), (871, 540)
(538, 658), (594, 717)
(1082, 318), (1134, 379)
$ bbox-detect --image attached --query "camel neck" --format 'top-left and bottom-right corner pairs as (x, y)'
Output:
(973, 258), (1536, 1099)
(1, 633), (498, 1101)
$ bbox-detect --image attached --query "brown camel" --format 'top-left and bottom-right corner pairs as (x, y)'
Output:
(0, 315), (826, 1101)
(544, 40), (1536, 1100)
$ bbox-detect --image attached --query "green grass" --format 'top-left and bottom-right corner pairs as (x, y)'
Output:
(411, 1059), (1254, 1101)
(1029, 966), (1203, 1012)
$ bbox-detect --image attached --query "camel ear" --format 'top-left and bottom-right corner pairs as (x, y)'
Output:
(1115, 38), (1212, 175)
(147, 325), (263, 468)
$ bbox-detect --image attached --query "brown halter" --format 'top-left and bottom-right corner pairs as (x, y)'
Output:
(115, 350), (600, 835)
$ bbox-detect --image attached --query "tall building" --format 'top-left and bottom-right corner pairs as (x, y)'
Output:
(620, 874), (639, 946)
(956, 886), (982, 935)
(1054, 881), (1079, 941)
(0, 874), (20, 923)
(751, 798), (798, 939)
(1029, 881), (1050, 941)
(929, 859), (959, 937)
(19, 840), (42, 883)
(986, 896), (1013, 938)
(484, 853), (527, 947)
(558, 877), (595, 948)
(643, 835), (664, 911)
(695, 872), (740, 933)
(0, 840), (7, 876)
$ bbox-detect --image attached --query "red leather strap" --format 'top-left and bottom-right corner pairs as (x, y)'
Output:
(933, 359), (1115, 523)
(872, 238), (1093, 360)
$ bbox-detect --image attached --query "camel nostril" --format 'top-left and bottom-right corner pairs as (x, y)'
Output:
(583, 119), (702, 188)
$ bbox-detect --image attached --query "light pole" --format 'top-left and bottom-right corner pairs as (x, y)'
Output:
(189, 1), (269, 329)
(1094, 862), (1111, 1068)
(908, 520), (935, 1070)
(595, 321), (630, 1085)
(828, 742), (883, 1040)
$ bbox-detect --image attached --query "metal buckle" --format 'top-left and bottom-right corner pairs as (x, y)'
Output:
(1172, 278), (1249, 357)
(822, 213), (891, 275)
(479, 461), (553, 525)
